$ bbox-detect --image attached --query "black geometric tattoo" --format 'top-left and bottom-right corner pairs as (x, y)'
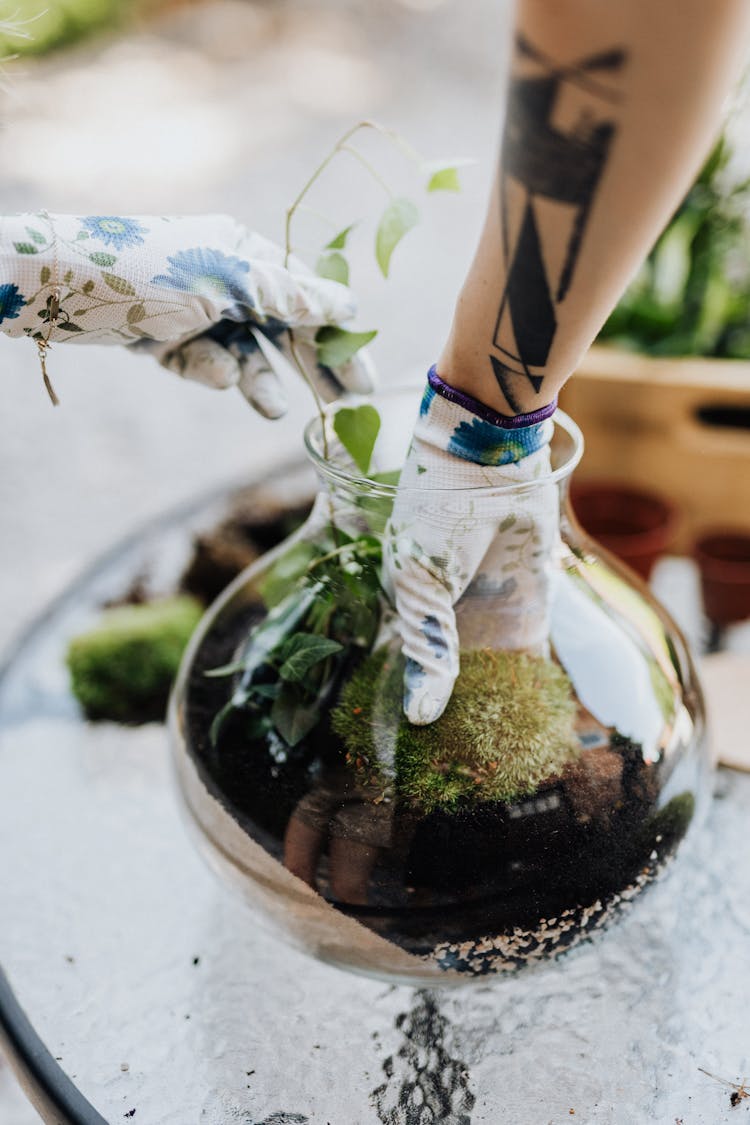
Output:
(491, 34), (627, 408)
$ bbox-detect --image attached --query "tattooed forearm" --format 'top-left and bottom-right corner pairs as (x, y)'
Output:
(491, 35), (627, 408)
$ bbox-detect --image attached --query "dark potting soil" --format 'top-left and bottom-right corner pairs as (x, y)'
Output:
(183, 605), (696, 972)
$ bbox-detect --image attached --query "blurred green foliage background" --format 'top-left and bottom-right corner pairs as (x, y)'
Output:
(0, 0), (136, 56)
(599, 136), (750, 359)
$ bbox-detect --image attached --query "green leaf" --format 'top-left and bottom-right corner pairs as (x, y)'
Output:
(279, 634), (343, 683)
(127, 303), (145, 324)
(26, 227), (46, 244)
(232, 582), (323, 702)
(14, 242), (37, 255)
(245, 714), (273, 740)
(103, 273), (136, 296)
(316, 251), (349, 285)
(209, 699), (236, 747)
(40, 266), (51, 285)
(499, 514), (517, 532)
(82, 280), (95, 295)
(75, 230), (90, 240)
(204, 661), (246, 679)
(57, 322), (83, 332)
(326, 223), (356, 250)
(271, 688), (322, 747)
(375, 197), (418, 277)
(315, 325), (377, 369)
(427, 167), (461, 193)
(333, 404), (381, 475)
(89, 252), (117, 268)
(371, 469), (401, 486)
(422, 157), (474, 193)
(249, 682), (281, 700)
(258, 541), (318, 609)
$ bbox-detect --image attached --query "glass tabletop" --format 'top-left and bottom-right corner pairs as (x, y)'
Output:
(1, 475), (749, 1125)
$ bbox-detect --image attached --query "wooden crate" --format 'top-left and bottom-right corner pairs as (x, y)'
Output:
(560, 346), (750, 554)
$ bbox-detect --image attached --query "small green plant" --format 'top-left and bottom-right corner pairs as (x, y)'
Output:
(67, 595), (203, 723)
(208, 529), (383, 748)
(332, 647), (581, 812)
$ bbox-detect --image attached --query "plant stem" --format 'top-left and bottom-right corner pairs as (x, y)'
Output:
(283, 123), (377, 479)
(368, 123), (425, 168)
(282, 117), (425, 476)
(307, 540), (379, 573)
(339, 146), (394, 197)
(284, 120), (370, 268)
(283, 122), (388, 505)
(296, 203), (340, 228)
(283, 119), (421, 267)
(286, 330), (329, 462)
(284, 337), (340, 550)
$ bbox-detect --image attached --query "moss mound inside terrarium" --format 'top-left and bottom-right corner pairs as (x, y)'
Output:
(332, 647), (580, 812)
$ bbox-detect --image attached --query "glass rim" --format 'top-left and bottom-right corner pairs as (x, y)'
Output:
(303, 385), (585, 496)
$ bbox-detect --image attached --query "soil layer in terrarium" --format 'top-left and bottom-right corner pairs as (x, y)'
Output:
(184, 606), (696, 974)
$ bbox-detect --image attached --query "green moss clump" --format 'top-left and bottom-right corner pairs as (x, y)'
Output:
(332, 647), (580, 813)
(67, 596), (203, 724)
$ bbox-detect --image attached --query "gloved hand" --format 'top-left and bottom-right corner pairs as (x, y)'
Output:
(0, 212), (374, 416)
(385, 366), (559, 724)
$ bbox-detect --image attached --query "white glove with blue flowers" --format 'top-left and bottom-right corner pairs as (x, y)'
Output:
(0, 212), (374, 416)
(385, 367), (559, 724)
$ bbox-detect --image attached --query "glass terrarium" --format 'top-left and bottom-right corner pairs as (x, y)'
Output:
(170, 386), (707, 985)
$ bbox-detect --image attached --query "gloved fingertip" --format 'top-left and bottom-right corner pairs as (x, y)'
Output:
(238, 365), (288, 419)
(402, 657), (451, 725)
(337, 348), (378, 395)
(403, 688), (449, 726)
(177, 338), (240, 390)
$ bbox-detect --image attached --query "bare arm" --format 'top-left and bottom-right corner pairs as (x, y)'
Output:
(438, 0), (750, 415)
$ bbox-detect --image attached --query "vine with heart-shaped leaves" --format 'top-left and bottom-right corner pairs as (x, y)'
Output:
(283, 119), (469, 468)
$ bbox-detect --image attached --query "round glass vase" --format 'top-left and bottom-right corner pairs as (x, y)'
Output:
(170, 387), (708, 985)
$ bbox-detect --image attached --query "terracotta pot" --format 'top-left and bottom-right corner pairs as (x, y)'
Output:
(561, 346), (750, 555)
(570, 481), (678, 580)
(694, 531), (750, 625)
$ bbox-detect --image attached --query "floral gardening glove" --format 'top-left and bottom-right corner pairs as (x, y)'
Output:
(385, 366), (559, 725)
(0, 212), (374, 416)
